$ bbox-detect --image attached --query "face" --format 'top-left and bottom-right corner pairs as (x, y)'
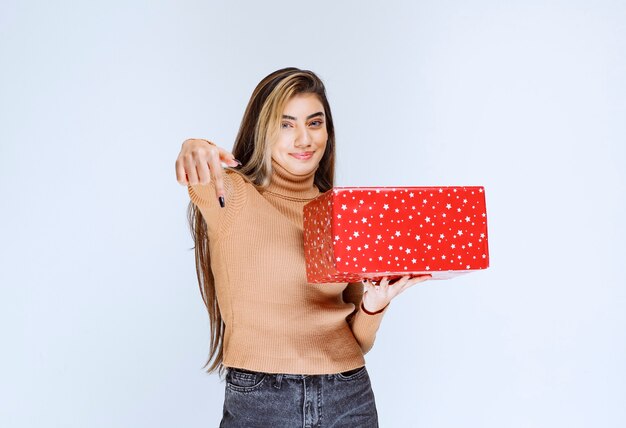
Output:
(271, 93), (328, 176)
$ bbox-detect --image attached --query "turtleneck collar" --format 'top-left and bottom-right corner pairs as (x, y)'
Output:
(263, 158), (320, 201)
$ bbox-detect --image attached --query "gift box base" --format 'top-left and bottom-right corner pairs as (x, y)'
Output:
(314, 270), (476, 283)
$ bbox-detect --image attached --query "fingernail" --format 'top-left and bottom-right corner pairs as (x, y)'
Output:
(233, 158), (242, 166)
(218, 196), (225, 208)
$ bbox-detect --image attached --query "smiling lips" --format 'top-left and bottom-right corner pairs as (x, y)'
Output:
(290, 151), (314, 160)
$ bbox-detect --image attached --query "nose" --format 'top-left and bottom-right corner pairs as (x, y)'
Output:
(294, 127), (312, 148)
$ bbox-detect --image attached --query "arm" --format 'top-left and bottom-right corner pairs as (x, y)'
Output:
(342, 281), (390, 355)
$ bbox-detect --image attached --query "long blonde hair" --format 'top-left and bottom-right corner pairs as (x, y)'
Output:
(187, 67), (336, 377)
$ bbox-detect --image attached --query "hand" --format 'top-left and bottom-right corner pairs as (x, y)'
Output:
(175, 138), (241, 198)
(361, 275), (432, 313)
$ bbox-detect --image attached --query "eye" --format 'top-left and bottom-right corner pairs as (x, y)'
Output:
(310, 120), (324, 127)
(281, 122), (292, 129)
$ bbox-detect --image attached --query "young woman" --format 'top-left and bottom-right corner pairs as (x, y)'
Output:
(175, 67), (431, 427)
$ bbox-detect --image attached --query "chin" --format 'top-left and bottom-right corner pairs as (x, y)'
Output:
(287, 163), (317, 175)
(276, 155), (322, 175)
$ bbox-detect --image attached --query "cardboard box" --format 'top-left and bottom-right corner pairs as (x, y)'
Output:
(303, 186), (490, 283)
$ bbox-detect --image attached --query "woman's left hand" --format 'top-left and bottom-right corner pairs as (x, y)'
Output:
(361, 275), (432, 313)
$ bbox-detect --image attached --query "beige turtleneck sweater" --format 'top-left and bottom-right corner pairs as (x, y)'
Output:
(187, 159), (389, 375)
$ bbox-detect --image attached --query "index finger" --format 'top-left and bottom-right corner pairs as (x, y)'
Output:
(408, 274), (432, 285)
(395, 274), (431, 295)
(175, 157), (189, 185)
(208, 150), (226, 206)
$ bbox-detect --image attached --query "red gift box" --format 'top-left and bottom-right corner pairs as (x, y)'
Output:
(303, 186), (490, 283)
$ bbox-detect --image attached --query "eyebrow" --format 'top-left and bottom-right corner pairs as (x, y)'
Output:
(282, 112), (325, 121)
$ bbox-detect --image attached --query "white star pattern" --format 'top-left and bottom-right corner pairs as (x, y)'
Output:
(302, 186), (489, 282)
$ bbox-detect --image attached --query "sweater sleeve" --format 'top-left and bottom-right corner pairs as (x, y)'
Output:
(187, 170), (246, 240)
(342, 281), (390, 355)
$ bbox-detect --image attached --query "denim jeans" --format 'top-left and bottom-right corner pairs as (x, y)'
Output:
(219, 365), (379, 427)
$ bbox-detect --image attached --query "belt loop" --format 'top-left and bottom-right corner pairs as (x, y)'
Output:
(273, 373), (283, 389)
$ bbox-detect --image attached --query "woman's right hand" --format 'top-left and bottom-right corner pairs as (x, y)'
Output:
(175, 138), (241, 200)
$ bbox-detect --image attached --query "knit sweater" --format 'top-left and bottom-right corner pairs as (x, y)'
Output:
(187, 159), (389, 375)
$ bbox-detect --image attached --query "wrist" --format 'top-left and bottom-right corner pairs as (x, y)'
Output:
(361, 301), (388, 315)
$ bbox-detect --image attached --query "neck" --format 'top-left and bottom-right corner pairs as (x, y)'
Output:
(264, 159), (319, 200)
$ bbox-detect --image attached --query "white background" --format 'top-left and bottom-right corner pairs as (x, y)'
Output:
(1, 1), (624, 427)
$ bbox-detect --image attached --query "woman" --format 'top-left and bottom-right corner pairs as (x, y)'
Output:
(175, 67), (430, 427)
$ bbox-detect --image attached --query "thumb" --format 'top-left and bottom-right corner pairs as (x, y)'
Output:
(221, 151), (242, 167)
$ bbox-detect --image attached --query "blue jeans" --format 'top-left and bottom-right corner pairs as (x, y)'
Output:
(220, 365), (379, 427)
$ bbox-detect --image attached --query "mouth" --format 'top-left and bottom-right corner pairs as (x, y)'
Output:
(289, 151), (314, 160)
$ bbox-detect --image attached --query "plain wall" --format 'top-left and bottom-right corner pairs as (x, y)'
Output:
(1, 1), (624, 427)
